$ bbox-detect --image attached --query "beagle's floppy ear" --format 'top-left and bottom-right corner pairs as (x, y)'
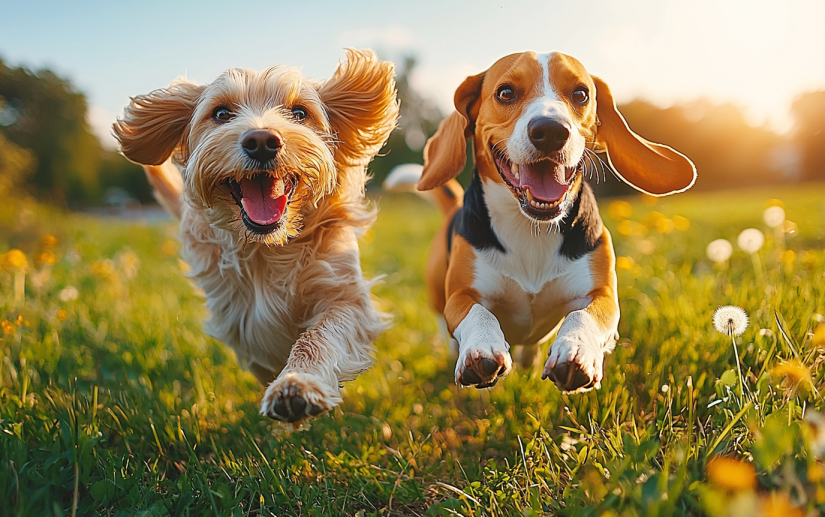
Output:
(113, 79), (204, 166)
(417, 71), (484, 191)
(319, 49), (399, 167)
(592, 76), (696, 196)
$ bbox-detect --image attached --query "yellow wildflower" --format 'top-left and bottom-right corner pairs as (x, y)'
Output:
(802, 250), (818, 269)
(90, 259), (116, 279)
(118, 250), (140, 280)
(672, 215), (690, 231)
(655, 217), (675, 234)
(56, 309), (68, 321)
(759, 493), (803, 517)
(161, 239), (178, 257)
(812, 324), (825, 347)
(772, 360), (812, 391)
(41, 234), (58, 248)
(780, 250), (796, 267)
(644, 211), (667, 227)
(608, 200), (632, 220)
(617, 220), (634, 236)
(616, 257), (635, 270)
(35, 250), (57, 266)
(707, 456), (756, 492)
(1, 320), (14, 334)
(1, 249), (28, 270)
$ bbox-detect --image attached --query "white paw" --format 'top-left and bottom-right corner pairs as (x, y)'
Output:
(453, 304), (512, 388)
(456, 344), (513, 387)
(542, 310), (616, 393)
(260, 372), (341, 424)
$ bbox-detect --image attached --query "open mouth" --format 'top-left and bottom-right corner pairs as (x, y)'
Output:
(493, 150), (583, 221)
(226, 173), (295, 234)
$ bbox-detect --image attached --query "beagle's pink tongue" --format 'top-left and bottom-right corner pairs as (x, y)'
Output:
(519, 161), (569, 202)
(240, 175), (287, 225)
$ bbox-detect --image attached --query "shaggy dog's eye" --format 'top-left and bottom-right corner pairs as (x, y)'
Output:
(496, 85), (516, 103)
(212, 106), (235, 123)
(571, 88), (589, 105)
(291, 106), (308, 121)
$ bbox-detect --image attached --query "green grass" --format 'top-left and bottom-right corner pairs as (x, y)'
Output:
(1, 183), (825, 516)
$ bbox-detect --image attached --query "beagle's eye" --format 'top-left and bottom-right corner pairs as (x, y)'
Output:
(291, 106), (308, 121)
(496, 85), (516, 103)
(571, 88), (589, 105)
(212, 106), (235, 123)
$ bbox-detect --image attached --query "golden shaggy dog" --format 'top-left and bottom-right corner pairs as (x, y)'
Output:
(113, 49), (398, 427)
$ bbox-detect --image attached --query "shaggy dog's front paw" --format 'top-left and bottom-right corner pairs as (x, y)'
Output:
(542, 310), (616, 393)
(260, 372), (340, 423)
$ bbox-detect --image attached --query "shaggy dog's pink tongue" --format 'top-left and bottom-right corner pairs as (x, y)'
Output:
(240, 175), (287, 225)
(518, 161), (569, 202)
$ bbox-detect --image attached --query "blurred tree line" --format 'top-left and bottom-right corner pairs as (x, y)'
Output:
(1, 54), (824, 207)
(0, 57), (150, 207)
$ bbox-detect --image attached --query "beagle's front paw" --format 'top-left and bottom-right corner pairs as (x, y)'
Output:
(542, 310), (616, 393)
(456, 345), (512, 388)
(260, 372), (341, 424)
(453, 304), (512, 388)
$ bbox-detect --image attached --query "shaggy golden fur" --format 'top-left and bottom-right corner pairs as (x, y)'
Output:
(113, 49), (398, 427)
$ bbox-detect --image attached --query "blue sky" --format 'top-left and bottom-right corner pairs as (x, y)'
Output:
(2, 0), (823, 147)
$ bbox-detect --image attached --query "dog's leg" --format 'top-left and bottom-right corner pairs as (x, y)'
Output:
(442, 238), (513, 388)
(542, 233), (620, 393)
(451, 302), (513, 388)
(259, 304), (380, 423)
(259, 232), (383, 424)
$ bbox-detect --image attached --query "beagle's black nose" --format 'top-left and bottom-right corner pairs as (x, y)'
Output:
(528, 117), (570, 154)
(241, 130), (282, 163)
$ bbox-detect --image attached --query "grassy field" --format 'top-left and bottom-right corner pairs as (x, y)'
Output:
(1, 183), (825, 516)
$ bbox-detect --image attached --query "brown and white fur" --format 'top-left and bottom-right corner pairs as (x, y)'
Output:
(385, 52), (695, 393)
(113, 49), (399, 426)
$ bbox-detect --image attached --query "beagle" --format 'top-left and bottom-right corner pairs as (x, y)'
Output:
(385, 52), (695, 392)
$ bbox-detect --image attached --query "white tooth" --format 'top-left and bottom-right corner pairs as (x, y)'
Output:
(514, 171), (519, 181)
(525, 189), (534, 202)
(540, 202), (546, 209)
(512, 163), (519, 174)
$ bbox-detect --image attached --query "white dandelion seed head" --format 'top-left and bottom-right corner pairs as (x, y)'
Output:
(706, 239), (733, 262)
(763, 206), (785, 228)
(737, 228), (765, 253)
(713, 305), (749, 336)
(58, 286), (79, 302)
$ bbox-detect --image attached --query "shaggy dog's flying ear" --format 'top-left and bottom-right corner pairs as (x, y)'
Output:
(592, 76), (696, 196)
(113, 80), (205, 166)
(417, 71), (485, 191)
(319, 49), (399, 167)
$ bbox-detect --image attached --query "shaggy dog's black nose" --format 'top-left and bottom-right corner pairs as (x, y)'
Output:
(528, 117), (569, 154)
(241, 130), (282, 163)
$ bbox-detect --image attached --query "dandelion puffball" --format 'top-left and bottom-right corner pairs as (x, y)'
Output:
(58, 286), (79, 302)
(706, 239), (733, 262)
(737, 228), (764, 253)
(763, 206), (785, 228)
(713, 305), (749, 336)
